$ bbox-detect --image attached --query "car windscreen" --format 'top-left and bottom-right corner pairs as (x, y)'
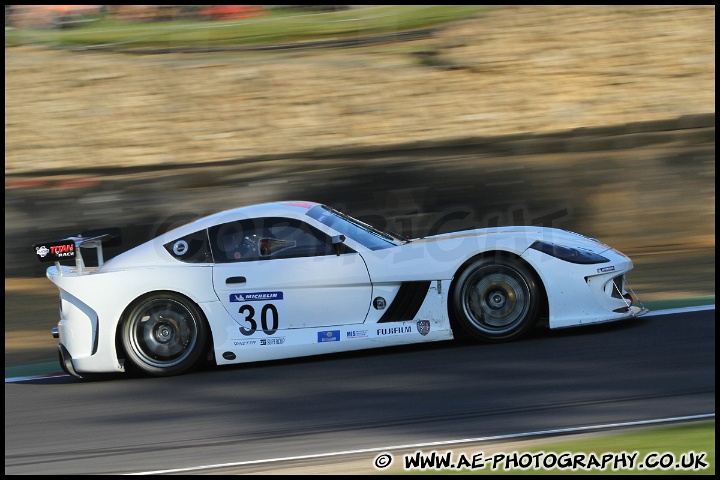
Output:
(306, 205), (400, 251)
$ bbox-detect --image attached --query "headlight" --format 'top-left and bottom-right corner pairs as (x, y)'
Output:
(529, 240), (610, 264)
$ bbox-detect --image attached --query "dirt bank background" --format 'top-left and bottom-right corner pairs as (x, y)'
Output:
(4, 5), (715, 174)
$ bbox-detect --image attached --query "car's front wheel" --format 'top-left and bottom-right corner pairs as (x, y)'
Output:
(451, 257), (540, 342)
(121, 292), (208, 377)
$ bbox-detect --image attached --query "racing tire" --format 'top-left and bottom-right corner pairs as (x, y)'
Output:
(451, 257), (540, 342)
(121, 292), (209, 377)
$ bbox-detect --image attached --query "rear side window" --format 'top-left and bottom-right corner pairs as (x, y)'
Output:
(163, 230), (213, 263)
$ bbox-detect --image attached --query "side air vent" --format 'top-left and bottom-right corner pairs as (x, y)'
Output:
(378, 281), (431, 323)
(610, 274), (625, 299)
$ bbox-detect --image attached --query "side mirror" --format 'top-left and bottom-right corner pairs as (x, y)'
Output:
(331, 235), (346, 256)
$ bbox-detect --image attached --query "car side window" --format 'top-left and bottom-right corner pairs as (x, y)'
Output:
(209, 217), (349, 263)
(163, 230), (213, 263)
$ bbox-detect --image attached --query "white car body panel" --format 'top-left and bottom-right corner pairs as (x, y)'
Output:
(49, 265), (217, 373)
(38, 201), (646, 377)
(212, 252), (372, 330)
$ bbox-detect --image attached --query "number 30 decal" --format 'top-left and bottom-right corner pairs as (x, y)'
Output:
(239, 304), (279, 336)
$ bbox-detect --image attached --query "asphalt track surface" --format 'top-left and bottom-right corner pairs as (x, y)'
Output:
(5, 307), (714, 475)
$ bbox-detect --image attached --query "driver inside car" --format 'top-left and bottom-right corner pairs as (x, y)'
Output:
(225, 231), (259, 260)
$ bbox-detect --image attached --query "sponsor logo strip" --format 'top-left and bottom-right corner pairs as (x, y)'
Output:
(232, 322), (432, 348)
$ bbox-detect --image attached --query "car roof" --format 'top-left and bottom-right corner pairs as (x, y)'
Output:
(160, 201), (321, 240)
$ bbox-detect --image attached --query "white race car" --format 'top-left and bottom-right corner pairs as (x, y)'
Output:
(34, 201), (647, 378)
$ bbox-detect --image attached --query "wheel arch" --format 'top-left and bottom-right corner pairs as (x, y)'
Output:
(448, 250), (549, 334)
(114, 289), (215, 367)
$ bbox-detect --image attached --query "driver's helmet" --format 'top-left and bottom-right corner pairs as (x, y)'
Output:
(224, 225), (276, 260)
(236, 233), (258, 259)
(223, 228), (258, 260)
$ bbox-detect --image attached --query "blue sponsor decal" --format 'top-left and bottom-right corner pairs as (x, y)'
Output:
(597, 266), (616, 273)
(230, 291), (283, 302)
(318, 330), (340, 342)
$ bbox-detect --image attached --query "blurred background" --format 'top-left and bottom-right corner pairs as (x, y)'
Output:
(5, 6), (715, 360)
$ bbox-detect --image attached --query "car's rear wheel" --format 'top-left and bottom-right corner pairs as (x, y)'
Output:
(451, 257), (540, 342)
(121, 292), (208, 377)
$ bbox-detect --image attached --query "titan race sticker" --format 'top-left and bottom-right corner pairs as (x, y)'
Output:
(34, 240), (76, 263)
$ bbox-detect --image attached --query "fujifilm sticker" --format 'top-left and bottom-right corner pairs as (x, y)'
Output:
(376, 325), (412, 336)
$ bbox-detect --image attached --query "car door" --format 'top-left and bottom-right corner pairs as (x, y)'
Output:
(211, 217), (372, 336)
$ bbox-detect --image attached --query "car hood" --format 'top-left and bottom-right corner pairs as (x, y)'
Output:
(408, 226), (612, 253)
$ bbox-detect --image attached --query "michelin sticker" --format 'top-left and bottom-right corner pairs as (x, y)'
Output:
(230, 291), (283, 302)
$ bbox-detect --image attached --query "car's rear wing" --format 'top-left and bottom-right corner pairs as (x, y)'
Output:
(33, 228), (121, 276)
